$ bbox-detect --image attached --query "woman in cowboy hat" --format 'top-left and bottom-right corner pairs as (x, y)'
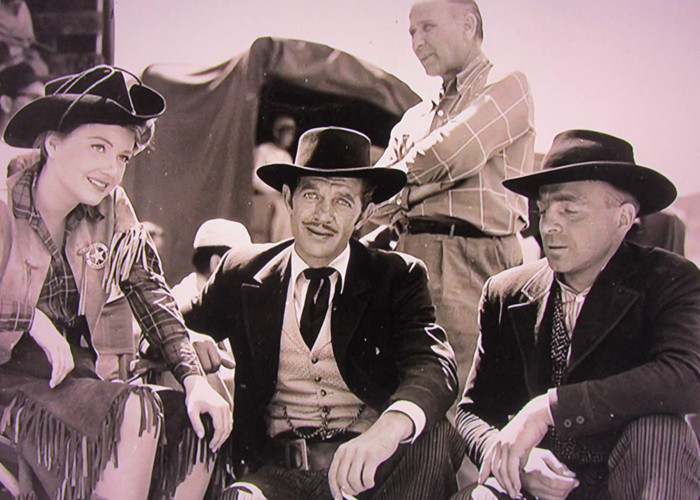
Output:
(0, 65), (232, 500)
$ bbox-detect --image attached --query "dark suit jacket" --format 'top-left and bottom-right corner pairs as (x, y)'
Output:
(456, 242), (700, 467)
(184, 238), (458, 467)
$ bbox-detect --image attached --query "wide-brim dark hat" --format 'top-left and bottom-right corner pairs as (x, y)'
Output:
(503, 129), (676, 216)
(4, 65), (166, 148)
(257, 126), (407, 204)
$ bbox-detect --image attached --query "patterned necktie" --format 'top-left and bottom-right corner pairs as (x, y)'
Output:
(550, 282), (569, 387)
(300, 267), (335, 349)
(547, 282), (606, 465)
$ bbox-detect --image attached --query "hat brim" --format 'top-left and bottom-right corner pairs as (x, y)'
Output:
(503, 161), (677, 217)
(4, 92), (165, 148)
(257, 163), (407, 204)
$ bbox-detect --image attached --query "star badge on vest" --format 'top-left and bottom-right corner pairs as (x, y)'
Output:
(78, 242), (109, 270)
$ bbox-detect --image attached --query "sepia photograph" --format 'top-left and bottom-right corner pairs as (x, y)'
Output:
(1, 1), (699, 498)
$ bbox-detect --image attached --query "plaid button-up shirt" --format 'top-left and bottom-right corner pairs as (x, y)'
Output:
(0, 165), (202, 382)
(376, 55), (536, 236)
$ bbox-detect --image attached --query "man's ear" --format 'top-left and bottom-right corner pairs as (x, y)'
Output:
(208, 254), (222, 276)
(618, 203), (637, 232)
(282, 184), (293, 213)
(355, 202), (376, 231)
(462, 12), (478, 40)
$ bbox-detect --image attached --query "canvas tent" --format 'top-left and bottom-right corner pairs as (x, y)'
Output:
(123, 36), (420, 282)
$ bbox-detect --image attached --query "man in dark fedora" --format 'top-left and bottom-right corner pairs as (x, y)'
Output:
(182, 127), (463, 499)
(453, 130), (700, 499)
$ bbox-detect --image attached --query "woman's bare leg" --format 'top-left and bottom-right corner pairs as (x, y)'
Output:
(94, 393), (159, 500)
(170, 457), (214, 500)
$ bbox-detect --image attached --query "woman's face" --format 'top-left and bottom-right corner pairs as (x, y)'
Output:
(47, 123), (136, 206)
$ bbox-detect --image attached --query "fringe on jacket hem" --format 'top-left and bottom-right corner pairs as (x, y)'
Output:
(1, 385), (162, 500)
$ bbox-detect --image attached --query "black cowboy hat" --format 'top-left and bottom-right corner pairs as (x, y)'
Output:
(503, 129), (676, 216)
(256, 126), (407, 204)
(4, 65), (166, 148)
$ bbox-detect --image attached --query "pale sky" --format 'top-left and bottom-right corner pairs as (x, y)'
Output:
(113, 0), (700, 195)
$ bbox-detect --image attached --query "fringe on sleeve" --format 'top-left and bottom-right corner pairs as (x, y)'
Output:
(102, 223), (161, 293)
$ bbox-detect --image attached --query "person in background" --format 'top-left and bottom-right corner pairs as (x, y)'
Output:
(0, 0), (48, 76)
(0, 60), (42, 195)
(370, 0), (535, 404)
(183, 127), (462, 500)
(141, 219), (165, 250)
(454, 130), (700, 499)
(170, 218), (251, 399)
(250, 115), (297, 243)
(171, 218), (251, 309)
(0, 65), (231, 499)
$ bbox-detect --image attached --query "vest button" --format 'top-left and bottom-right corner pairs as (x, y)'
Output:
(314, 376), (322, 383)
(320, 389), (327, 397)
(311, 357), (319, 364)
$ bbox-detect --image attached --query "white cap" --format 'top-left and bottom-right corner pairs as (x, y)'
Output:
(193, 218), (251, 249)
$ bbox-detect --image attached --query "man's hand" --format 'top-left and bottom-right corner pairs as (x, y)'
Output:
(328, 411), (413, 499)
(183, 374), (233, 452)
(479, 394), (553, 498)
(29, 308), (74, 388)
(190, 331), (235, 373)
(520, 448), (579, 500)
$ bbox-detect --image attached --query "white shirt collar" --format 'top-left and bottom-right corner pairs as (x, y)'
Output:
(556, 278), (591, 304)
(290, 244), (350, 293)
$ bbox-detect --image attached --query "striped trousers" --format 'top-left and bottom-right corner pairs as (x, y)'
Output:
(222, 419), (464, 500)
(456, 414), (700, 500)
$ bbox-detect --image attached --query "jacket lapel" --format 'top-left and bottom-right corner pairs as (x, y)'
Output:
(567, 246), (640, 372)
(331, 241), (372, 367)
(241, 245), (292, 385)
(508, 262), (555, 395)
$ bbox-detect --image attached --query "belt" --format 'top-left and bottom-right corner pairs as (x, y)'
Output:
(267, 430), (360, 471)
(406, 216), (490, 238)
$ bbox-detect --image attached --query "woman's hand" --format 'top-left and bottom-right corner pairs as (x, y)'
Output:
(29, 308), (74, 388)
(183, 374), (233, 452)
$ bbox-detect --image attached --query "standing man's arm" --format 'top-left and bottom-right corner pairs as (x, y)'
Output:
(369, 73), (533, 232)
(399, 73), (533, 186)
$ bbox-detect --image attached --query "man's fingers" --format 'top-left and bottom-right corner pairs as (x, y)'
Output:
(203, 348), (221, 373)
(361, 460), (377, 491)
(219, 350), (235, 369)
(542, 451), (576, 478)
(193, 340), (221, 373)
(346, 455), (368, 495)
(506, 451), (522, 497)
(478, 445), (496, 483)
(495, 446), (516, 498)
(334, 446), (354, 497)
(328, 449), (344, 499)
